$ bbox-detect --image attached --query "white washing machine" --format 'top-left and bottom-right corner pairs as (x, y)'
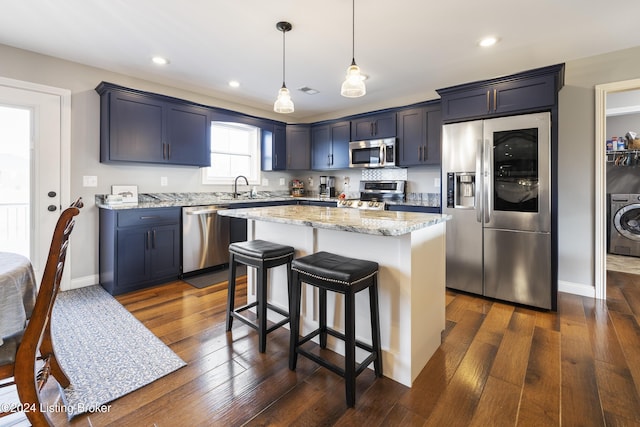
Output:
(610, 194), (640, 257)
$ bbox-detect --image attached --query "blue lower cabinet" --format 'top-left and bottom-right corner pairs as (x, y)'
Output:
(100, 207), (181, 295)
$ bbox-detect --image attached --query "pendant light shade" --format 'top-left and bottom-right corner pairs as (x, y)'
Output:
(341, 0), (366, 98)
(274, 21), (294, 113)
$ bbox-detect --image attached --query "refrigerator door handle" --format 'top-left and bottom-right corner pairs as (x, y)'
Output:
(484, 138), (492, 224)
(476, 138), (483, 223)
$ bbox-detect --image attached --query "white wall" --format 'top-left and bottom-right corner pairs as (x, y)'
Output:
(558, 45), (640, 294)
(3, 41), (640, 293)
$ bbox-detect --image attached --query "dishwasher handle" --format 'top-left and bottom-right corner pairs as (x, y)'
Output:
(184, 206), (228, 215)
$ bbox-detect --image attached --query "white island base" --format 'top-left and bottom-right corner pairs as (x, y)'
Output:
(245, 218), (446, 387)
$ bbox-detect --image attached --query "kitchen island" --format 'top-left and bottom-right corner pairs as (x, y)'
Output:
(218, 205), (450, 387)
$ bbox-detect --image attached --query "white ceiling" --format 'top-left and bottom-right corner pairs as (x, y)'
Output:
(2, 0), (640, 121)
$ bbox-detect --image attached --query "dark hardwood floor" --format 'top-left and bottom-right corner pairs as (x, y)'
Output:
(35, 270), (640, 426)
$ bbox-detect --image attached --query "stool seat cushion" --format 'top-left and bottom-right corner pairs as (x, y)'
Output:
(292, 251), (378, 286)
(229, 239), (294, 261)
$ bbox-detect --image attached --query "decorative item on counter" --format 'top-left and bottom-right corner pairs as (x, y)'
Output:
(291, 179), (305, 197)
(111, 185), (138, 204)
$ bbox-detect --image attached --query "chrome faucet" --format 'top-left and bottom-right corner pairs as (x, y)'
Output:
(233, 175), (249, 198)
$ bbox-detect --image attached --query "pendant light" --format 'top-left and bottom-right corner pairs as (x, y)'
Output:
(274, 21), (294, 113)
(341, 0), (366, 98)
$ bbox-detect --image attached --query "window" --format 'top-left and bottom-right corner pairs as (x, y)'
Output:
(202, 121), (261, 185)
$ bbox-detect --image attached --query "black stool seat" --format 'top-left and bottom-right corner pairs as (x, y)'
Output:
(289, 251), (382, 407)
(226, 240), (294, 353)
(229, 240), (295, 263)
(291, 251), (378, 291)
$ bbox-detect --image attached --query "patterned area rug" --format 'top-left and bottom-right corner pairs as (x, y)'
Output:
(51, 285), (186, 418)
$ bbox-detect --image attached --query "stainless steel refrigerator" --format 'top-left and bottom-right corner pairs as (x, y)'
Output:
(441, 112), (554, 309)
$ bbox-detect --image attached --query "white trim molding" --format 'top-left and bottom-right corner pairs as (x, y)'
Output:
(595, 78), (640, 301)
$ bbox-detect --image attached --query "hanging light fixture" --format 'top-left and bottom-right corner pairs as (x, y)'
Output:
(341, 0), (366, 98)
(274, 21), (294, 113)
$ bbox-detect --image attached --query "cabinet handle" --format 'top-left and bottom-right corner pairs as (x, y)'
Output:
(146, 230), (151, 250)
(486, 91), (490, 113)
(374, 122), (378, 136)
(422, 145), (427, 162)
(330, 154), (334, 166)
(152, 229), (156, 249)
(167, 143), (171, 159)
(371, 122), (375, 136)
(493, 89), (497, 112)
(140, 216), (160, 220)
(274, 153), (278, 166)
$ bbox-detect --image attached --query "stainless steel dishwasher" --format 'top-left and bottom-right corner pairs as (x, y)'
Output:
(182, 205), (230, 274)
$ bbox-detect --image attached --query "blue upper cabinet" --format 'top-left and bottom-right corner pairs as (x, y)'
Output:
(397, 102), (441, 167)
(350, 111), (396, 141)
(285, 124), (311, 170)
(311, 120), (350, 170)
(96, 82), (211, 167)
(261, 124), (287, 171)
(437, 64), (565, 123)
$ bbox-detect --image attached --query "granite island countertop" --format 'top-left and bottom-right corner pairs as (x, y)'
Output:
(217, 204), (450, 236)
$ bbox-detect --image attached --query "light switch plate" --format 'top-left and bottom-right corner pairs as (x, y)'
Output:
(160, 177), (168, 186)
(279, 178), (285, 186)
(83, 175), (98, 187)
(262, 178), (269, 186)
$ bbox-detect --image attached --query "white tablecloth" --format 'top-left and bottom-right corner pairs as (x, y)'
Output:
(0, 252), (36, 346)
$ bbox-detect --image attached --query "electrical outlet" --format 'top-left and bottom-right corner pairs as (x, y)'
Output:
(279, 178), (285, 186)
(262, 178), (269, 186)
(434, 177), (441, 188)
(161, 176), (168, 186)
(82, 176), (98, 187)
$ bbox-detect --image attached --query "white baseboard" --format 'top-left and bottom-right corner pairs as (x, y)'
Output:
(63, 274), (99, 291)
(558, 280), (597, 298)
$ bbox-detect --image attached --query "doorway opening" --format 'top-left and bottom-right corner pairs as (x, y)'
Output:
(595, 78), (640, 300)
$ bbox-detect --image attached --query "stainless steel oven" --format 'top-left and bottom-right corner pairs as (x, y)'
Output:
(349, 138), (397, 168)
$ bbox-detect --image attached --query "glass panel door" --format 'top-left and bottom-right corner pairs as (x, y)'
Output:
(493, 127), (539, 213)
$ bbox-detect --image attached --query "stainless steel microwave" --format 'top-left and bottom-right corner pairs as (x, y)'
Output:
(349, 138), (397, 168)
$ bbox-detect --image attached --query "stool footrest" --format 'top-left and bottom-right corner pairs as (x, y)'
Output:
(297, 327), (378, 379)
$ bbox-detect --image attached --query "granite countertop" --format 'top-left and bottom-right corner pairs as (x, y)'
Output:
(95, 192), (338, 210)
(217, 205), (450, 236)
(94, 192), (440, 210)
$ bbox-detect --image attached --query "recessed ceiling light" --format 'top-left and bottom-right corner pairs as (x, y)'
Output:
(479, 36), (498, 47)
(229, 80), (240, 88)
(151, 56), (170, 65)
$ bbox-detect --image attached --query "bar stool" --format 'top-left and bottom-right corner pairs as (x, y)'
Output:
(226, 239), (295, 353)
(288, 251), (383, 407)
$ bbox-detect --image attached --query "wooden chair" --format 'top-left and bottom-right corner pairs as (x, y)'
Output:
(0, 197), (82, 427)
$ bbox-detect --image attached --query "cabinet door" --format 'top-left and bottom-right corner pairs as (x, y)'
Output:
(286, 125), (311, 170)
(166, 103), (211, 166)
(150, 224), (180, 279)
(330, 121), (351, 169)
(351, 112), (396, 140)
(311, 125), (332, 170)
(274, 125), (287, 170)
(423, 108), (442, 165)
(493, 74), (556, 115)
(116, 227), (151, 288)
(397, 107), (425, 166)
(261, 124), (287, 171)
(440, 86), (490, 122)
(108, 91), (164, 163)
